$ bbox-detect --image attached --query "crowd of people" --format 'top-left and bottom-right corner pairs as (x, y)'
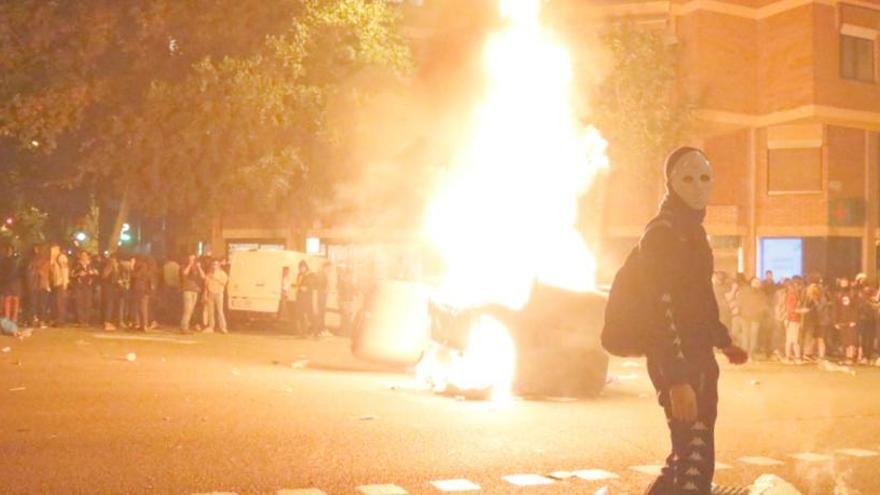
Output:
(715, 269), (880, 366)
(0, 243), (232, 335)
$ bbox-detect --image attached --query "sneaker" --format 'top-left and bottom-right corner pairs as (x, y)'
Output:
(202, 328), (214, 334)
(318, 330), (333, 338)
(104, 323), (117, 332)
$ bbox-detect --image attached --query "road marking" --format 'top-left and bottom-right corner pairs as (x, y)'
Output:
(192, 492), (238, 495)
(738, 456), (785, 466)
(501, 474), (555, 486)
(572, 469), (620, 481)
(357, 484), (408, 495)
(789, 452), (833, 462)
(430, 479), (480, 492)
(835, 448), (879, 458)
(715, 462), (732, 471)
(92, 334), (198, 344)
(629, 465), (664, 476)
(277, 490), (328, 495)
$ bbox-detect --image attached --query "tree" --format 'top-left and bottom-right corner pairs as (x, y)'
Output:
(1, 0), (411, 250)
(589, 21), (694, 250)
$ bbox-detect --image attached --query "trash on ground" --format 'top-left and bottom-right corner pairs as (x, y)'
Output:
(2, 346), (10, 353)
(818, 360), (855, 376)
(750, 379), (761, 386)
(291, 360), (309, 369)
(9, 386), (26, 392)
(749, 474), (803, 495)
(357, 415), (377, 421)
(125, 352), (137, 362)
(594, 486), (609, 495)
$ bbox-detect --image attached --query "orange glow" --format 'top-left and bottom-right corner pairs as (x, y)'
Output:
(419, 0), (608, 397)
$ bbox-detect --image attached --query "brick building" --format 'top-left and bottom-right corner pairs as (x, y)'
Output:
(588, 0), (880, 280)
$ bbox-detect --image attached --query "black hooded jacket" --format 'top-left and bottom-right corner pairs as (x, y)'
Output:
(639, 192), (732, 387)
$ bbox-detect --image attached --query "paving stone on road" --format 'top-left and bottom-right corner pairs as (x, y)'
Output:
(629, 465), (664, 476)
(277, 490), (328, 495)
(572, 469), (620, 481)
(357, 484), (408, 495)
(501, 474), (555, 486)
(738, 456), (785, 466)
(835, 449), (879, 458)
(429, 479), (480, 492)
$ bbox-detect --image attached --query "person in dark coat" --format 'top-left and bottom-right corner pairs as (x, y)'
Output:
(0, 245), (24, 323)
(130, 255), (153, 332)
(641, 147), (747, 495)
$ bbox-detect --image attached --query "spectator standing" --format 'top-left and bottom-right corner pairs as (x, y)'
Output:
(724, 273), (745, 347)
(294, 260), (315, 336)
(161, 257), (181, 324)
(204, 259), (228, 334)
(0, 245), (23, 323)
(783, 281), (804, 362)
(857, 285), (876, 364)
(70, 251), (98, 326)
(101, 254), (120, 331)
(814, 282), (833, 360)
(117, 256), (133, 329)
(130, 255), (152, 332)
(737, 277), (768, 359)
(801, 284), (822, 360)
(833, 280), (860, 365)
(180, 255), (204, 333)
(25, 245), (51, 328)
(50, 247), (70, 326)
(712, 272), (731, 331)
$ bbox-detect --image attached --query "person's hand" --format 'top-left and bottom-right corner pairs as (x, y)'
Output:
(722, 345), (748, 365)
(669, 383), (698, 423)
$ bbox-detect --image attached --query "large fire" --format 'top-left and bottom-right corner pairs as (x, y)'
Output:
(419, 0), (609, 398)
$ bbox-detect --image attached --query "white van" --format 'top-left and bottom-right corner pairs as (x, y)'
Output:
(228, 250), (329, 314)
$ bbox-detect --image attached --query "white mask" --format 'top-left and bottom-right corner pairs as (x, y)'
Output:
(669, 151), (714, 210)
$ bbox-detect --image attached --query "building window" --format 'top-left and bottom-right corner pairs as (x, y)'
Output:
(767, 148), (822, 194)
(840, 34), (875, 82)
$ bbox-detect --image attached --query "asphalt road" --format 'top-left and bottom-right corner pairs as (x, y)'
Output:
(1, 328), (879, 494)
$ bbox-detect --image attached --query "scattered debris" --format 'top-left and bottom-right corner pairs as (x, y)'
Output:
(13, 360), (21, 366)
(291, 360), (309, 369)
(357, 415), (377, 421)
(594, 486), (609, 495)
(162, 417), (171, 422)
(9, 386), (26, 392)
(125, 352), (137, 362)
(749, 474), (802, 494)
(2, 346), (10, 353)
(750, 379), (761, 386)
(818, 360), (855, 376)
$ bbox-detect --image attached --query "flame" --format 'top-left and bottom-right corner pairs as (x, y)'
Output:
(420, 0), (608, 397)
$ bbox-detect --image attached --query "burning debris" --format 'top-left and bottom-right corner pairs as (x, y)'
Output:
(414, 0), (608, 399)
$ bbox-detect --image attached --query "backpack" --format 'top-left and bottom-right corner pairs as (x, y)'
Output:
(601, 246), (651, 357)
(601, 212), (674, 357)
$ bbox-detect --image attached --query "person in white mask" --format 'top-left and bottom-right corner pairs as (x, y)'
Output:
(641, 146), (748, 495)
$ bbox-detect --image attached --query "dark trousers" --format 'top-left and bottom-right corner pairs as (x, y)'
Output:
(294, 301), (312, 335)
(28, 288), (49, 323)
(647, 354), (719, 495)
(103, 285), (118, 324)
(73, 284), (92, 325)
(52, 287), (68, 325)
(859, 321), (876, 359)
(132, 293), (149, 330)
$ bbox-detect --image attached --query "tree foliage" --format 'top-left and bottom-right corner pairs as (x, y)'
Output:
(1, 0), (412, 237)
(591, 21), (693, 187)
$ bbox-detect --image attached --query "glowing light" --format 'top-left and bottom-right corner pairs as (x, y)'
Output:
(305, 237), (321, 255)
(419, 0), (608, 398)
(74, 232), (88, 242)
